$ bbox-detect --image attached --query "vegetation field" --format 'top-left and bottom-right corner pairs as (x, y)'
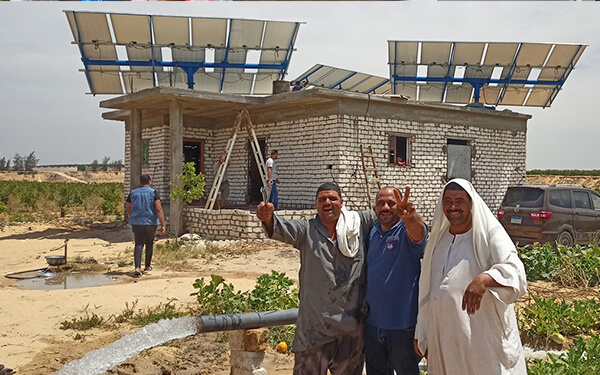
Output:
(0, 180), (124, 225)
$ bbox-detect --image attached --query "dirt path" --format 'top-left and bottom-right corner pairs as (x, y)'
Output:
(0, 223), (298, 374)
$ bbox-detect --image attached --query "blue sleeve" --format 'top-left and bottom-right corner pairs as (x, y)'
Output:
(406, 223), (428, 261)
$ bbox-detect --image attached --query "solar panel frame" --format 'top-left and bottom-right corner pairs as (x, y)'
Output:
(293, 64), (390, 94)
(65, 11), (302, 95)
(388, 40), (587, 108)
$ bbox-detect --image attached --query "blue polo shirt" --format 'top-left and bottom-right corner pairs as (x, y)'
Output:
(366, 219), (427, 330)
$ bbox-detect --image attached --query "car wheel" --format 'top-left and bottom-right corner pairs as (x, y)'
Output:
(557, 231), (574, 247)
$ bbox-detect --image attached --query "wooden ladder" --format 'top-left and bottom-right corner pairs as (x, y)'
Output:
(360, 145), (381, 209)
(205, 110), (270, 210)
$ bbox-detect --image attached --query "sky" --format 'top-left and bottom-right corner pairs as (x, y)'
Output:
(0, 1), (598, 170)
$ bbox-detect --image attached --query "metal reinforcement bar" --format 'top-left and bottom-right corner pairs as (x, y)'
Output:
(197, 308), (298, 333)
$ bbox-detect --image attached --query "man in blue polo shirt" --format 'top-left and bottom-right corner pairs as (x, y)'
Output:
(365, 186), (428, 375)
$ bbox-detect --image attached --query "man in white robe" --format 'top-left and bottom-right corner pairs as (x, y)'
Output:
(414, 178), (527, 375)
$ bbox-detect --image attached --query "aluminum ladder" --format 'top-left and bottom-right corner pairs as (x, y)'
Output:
(205, 110), (270, 209)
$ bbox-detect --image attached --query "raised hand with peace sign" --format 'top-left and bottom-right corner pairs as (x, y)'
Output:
(375, 186), (426, 242)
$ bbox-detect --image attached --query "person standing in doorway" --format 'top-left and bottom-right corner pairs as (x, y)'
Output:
(266, 150), (280, 210)
(126, 174), (166, 276)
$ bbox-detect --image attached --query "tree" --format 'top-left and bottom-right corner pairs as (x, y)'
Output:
(24, 151), (39, 171)
(12, 153), (24, 171)
(90, 159), (99, 172)
(170, 162), (206, 205)
(110, 159), (124, 171)
(0, 157), (9, 171)
(101, 156), (111, 171)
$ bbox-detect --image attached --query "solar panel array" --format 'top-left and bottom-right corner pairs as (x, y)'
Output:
(388, 41), (586, 108)
(65, 11), (301, 95)
(294, 64), (391, 94)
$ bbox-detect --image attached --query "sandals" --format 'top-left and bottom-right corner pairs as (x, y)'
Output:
(143, 266), (153, 272)
(0, 364), (16, 375)
(134, 268), (142, 276)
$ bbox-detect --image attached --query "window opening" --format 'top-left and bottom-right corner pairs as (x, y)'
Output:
(388, 135), (410, 167)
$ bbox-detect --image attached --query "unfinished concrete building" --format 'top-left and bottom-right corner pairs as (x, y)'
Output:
(100, 86), (530, 239)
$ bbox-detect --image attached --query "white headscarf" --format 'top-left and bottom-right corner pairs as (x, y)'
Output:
(416, 178), (524, 353)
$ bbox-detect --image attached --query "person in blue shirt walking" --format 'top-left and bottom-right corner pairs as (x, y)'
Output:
(365, 186), (428, 375)
(126, 174), (166, 276)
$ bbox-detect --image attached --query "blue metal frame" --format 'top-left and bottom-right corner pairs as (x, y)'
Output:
(331, 72), (357, 89)
(366, 79), (390, 94)
(390, 41), (583, 108)
(219, 20), (233, 93)
(69, 12), (301, 95)
(494, 43), (523, 107)
(295, 64), (390, 94)
(85, 59), (288, 71)
(279, 22), (301, 81)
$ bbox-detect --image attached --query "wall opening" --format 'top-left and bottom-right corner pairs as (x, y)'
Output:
(183, 139), (204, 174)
(447, 138), (471, 181)
(388, 135), (410, 166)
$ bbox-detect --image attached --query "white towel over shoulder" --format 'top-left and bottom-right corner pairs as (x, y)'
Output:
(336, 205), (361, 258)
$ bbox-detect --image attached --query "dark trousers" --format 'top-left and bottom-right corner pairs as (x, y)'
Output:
(293, 328), (364, 375)
(132, 225), (157, 269)
(364, 323), (420, 375)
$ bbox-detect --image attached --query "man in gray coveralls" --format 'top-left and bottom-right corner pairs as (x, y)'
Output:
(257, 182), (376, 375)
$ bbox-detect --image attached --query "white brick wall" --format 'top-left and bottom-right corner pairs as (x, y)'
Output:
(125, 107), (526, 234)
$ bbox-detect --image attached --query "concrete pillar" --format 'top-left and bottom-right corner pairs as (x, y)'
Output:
(272, 80), (290, 94)
(229, 329), (269, 375)
(130, 108), (142, 191)
(169, 100), (184, 236)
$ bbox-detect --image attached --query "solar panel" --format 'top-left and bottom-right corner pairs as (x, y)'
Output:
(388, 41), (586, 108)
(295, 64), (391, 94)
(65, 11), (302, 95)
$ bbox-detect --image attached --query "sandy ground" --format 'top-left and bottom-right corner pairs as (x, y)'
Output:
(0, 223), (299, 374)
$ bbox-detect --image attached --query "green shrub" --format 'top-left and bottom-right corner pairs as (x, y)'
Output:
(170, 162), (206, 205)
(518, 243), (600, 287)
(527, 336), (600, 374)
(518, 295), (600, 342)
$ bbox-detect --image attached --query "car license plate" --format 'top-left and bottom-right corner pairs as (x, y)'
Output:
(511, 216), (522, 224)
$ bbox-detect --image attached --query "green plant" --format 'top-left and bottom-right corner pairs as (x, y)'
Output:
(248, 271), (300, 311)
(518, 243), (559, 281)
(170, 162), (206, 205)
(518, 242), (600, 287)
(527, 336), (600, 374)
(191, 275), (249, 315)
(518, 295), (600, 343)
(60, 311), (106, 331)
(132, 301), (184, 326)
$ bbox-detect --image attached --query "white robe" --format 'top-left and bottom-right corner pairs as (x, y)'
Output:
(415, 178), (527, 375)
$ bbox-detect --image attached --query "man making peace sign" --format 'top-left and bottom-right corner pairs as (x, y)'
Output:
(364, 186), (428, 375)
